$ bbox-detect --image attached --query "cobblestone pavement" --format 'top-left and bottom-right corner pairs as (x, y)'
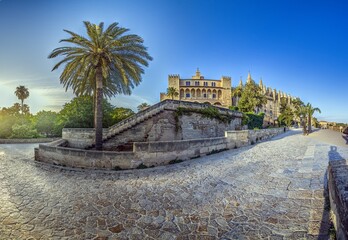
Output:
(1, 130), (348, 239)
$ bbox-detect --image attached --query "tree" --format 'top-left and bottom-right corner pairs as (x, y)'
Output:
(237, 80), (266, 112)
(292, 97), (304, 126)
(137, 102), (151, 112)
(278, 97), (294, 126)
(14, 85), (29, 114)
(297, 105), (309, 135)
(33, 111), (60, 137)
(111, 107), (134, 123)
(306, 103), (321, 133)
(231, 85), (243, 107)
(49, 21), (152, 150)
(57, 96), (115, 129)
(166, 87), (179, 100)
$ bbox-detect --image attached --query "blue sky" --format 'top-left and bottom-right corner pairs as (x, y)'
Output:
(0, 0), (347, 122)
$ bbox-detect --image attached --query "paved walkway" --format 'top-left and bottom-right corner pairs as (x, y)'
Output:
(1, 130), (348, 239)
(307, 128), (348, 148)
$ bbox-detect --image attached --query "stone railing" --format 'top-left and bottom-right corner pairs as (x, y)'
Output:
(328, 160), (348, 240)
(35, 127), (286, 170)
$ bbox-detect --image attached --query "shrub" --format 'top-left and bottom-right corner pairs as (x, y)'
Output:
(10, 124), (41, 139)
(229, 106), (239, 111)
(244, 112), (264, 129)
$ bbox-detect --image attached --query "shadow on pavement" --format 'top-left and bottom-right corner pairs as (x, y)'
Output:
(328, 145), (345, 161)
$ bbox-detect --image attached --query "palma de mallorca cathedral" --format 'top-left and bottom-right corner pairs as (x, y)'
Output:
(160, 69), (297, 126)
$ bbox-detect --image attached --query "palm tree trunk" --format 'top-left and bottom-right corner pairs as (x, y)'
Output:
(95, 68), (103, 150)
(308, 115), (312, 133)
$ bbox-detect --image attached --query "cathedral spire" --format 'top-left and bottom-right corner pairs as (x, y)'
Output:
(259, 77), (263, 87)
(247, 71), (252, 84)
(239, 76), (243, 87)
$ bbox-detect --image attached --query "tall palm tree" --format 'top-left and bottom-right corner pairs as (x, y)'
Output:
(48, 21), (152, 150)
(14, 85), (29, 114)
(306, 103), (321, 133)
(166, 87), (179, 100)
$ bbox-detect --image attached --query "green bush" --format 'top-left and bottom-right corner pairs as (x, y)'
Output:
(244, 112), (264, 129)
(10, 124), (41, 139)
(229, 106), (239, 111)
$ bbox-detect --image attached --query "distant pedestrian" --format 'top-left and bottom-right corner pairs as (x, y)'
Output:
(340, 126), (343, 133)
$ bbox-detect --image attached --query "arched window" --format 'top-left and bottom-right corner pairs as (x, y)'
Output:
(191, 89), (195, 98)
(196, 89), (201, 98)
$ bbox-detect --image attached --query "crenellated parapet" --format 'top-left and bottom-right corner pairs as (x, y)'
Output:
(168, 74), (180, 79)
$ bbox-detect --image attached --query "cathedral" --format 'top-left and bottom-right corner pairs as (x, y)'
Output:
(232, 72), (296, 126)
(160, 69), (297, 126)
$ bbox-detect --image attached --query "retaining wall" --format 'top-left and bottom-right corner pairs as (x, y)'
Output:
(328, 160), (348, 240)
(62, 128), (109, 149)
(35, 127), (286, 170)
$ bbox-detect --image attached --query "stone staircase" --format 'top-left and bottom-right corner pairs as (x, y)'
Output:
(85, 100), (168, 149)
(85, 99), (242, 150)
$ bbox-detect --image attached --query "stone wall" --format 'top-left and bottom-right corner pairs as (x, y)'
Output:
(225, 127), (286, 146)
(328, 160), (348, 240)
(62, 128), (109, 149)
(35, 127), (286, 170)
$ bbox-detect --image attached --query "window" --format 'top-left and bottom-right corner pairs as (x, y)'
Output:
(211, 82), (216, 87)
(203, 93), (207, 98)
(186, 93), (190, 98)
(212, 94), (216, 99)
(203, 82), (208, 87)
(195, 81), (200, 86)
(185, 81), (191, 86)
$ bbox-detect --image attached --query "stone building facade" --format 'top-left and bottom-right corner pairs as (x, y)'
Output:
(161, 70), (297, 127)
(160, 69), (232, 108)
(233, 72), (296, 126)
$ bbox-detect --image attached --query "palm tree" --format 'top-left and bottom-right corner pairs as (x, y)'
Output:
(297, 105), (309, 135)
(291, 97), (304, 127)
(306, 103), (321, 133)
(137, 102), (151, 112)
(14, 85), (29, 114)
(166, 87), (179, 100)
(49, 21), (152, 150)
